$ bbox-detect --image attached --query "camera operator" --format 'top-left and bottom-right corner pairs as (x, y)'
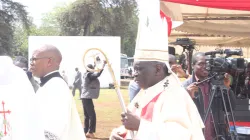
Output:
(182, 52), (236, 140)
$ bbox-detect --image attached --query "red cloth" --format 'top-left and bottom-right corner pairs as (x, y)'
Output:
(229, 122), (250, 127)
(162, 0), (250, 11)
(140, 92), (163, 121)
(199, 82), (215, 140)
(160, 10), (172, 36)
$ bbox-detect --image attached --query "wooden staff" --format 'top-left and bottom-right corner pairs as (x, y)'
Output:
(83, 48), (134, 138)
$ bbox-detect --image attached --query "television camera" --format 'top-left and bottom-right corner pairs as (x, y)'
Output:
(200, 49), (245, 140)
(170, 38), (196, 74)
(205, 49), (250, 97)
(205, 49), (245, 74)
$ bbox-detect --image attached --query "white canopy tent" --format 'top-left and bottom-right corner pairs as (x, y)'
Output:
(161, 1), (250, 37)
(160, 1), (250, 57)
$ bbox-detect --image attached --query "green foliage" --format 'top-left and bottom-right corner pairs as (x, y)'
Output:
(57, 0), (138, 56)
(13, 23), (61, 58)
(13, 6), (63, 58)
(11, 0), (138, 58)
(0, 0), (30, 56)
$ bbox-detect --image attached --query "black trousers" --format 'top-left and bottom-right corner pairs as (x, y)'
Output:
(72, 85), (81, 97)
(82, 98), (96, 133)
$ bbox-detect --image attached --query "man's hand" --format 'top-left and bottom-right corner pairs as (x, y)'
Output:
(121, 110), (140, 131)
(224, 73), (232, 88)
(102, 60), (107, 69)
(109, 128), (125, 140)
(186, 83), (199, 98)
(171, 64), (178, 73)
(171, 64), (188, 78)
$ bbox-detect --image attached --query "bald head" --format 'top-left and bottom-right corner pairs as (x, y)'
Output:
(30, 44), (62, 78)
(38, 44), (62, 64)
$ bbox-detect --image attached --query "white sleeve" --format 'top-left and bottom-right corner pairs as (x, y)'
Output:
(136, 119), (191, 140)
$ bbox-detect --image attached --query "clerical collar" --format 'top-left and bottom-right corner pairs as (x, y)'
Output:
(44, 70), (59, 77)
(137, 75), (174, 109)
(40, 70), (62, 87)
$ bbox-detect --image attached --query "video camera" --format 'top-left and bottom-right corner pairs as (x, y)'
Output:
(202, 49), (246, 140)
(205, 49), (245, 74)
(170, 38), (196, 74)
(170, 38), (196, 50)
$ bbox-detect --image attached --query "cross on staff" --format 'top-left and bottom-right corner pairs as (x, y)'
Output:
(89, 52), (102, 68)
(0, 101), (11, 136)
(89, 51), (100, 61)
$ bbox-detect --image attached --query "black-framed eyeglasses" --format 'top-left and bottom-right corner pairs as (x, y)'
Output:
(30, 57), (51, 62)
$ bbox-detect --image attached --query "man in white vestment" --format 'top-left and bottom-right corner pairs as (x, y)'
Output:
(109, 61), (205, 140)
(30, 45), (86, 140)
(109, 0), (205, 139)
(0, 56), (45, 140)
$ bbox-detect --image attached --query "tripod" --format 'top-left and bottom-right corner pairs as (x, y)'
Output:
(181, 45), (194, 75)
(203, 74), (238, 140)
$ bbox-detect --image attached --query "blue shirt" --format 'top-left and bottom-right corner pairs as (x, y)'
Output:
(128, 80), (141, 102)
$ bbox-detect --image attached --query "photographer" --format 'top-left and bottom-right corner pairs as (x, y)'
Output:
(182, 52), (236, 140)
(81, 61), (106, 138)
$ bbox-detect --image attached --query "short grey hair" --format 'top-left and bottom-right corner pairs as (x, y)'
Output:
(169, 54), (177, 64)
(192, 52), (205, 65)
(13, 56), (28, 68)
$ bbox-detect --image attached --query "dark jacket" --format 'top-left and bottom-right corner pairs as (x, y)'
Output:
(182, 73), (236, 122)
(81, 69), (104, 99)
(26, 71), (39, 92)
(73, 71), (82, 87)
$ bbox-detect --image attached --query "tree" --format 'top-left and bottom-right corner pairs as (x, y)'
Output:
(13, 24), (61, 58)
(13, 6), (63, 58)
(0, 0), (30, 56)
(57, 0), (138, 56)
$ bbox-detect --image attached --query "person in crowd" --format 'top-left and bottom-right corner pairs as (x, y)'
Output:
(30, 44), (86, 140)
(0, 56), (45, 140)
(110, 37), (204, 140)
(72, 68), (82, 98)
(13, 56), (39, 92)
(182, 52), (236, 140)
(81, 61), (106, 138)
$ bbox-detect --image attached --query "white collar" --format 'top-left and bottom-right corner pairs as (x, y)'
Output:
(44, 70), (59, 77)
(137, 74), (180, 109)
(138, 76), (169, 109)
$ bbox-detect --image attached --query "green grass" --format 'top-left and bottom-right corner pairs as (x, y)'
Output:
(73, 88), (129, 139)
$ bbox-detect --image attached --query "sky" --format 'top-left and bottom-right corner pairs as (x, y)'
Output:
(13, 0), (75, 26)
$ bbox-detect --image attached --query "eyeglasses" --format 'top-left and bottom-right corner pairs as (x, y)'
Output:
(30, 57), (51, 62)
(196, 62), (206, 67)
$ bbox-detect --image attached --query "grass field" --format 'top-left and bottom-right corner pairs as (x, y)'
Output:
(73, 88), (130, 140)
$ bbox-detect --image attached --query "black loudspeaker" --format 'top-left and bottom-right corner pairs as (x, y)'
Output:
(169, 46), (175, 55)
